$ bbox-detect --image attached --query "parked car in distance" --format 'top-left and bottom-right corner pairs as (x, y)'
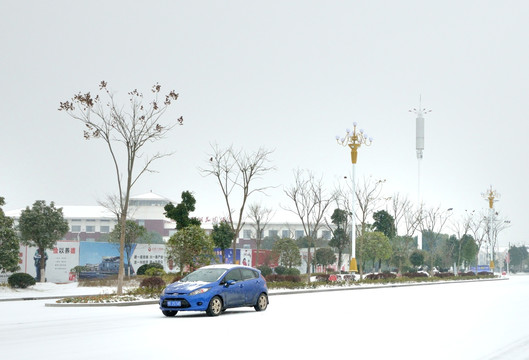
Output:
(159, 264), (268, 317)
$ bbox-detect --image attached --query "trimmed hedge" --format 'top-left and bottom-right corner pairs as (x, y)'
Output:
(137, 262), (163, 276)
(365, 272), (397, 280)
(139, 276), (166, 289)
(265, 274), (302, 283)
(403, 271), (429, 278)
(8, 273), (36, 288)
(460, 271), (494, 277)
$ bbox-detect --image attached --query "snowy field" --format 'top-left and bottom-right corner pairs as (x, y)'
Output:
(1, 275), (528, 360)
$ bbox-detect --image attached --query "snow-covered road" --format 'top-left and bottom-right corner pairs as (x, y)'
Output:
(1, 276), (528, 360)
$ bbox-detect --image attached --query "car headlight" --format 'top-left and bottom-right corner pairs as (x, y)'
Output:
(161, 287), (167, 295)
(189, 288), (210, 296)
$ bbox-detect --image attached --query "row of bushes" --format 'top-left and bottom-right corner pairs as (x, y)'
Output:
(365, 272), (398, 280)
(6, 265), (497, 290)
(459, 271), (494, 276)
(257, 265), (300, 277)
(265, 274), (302, 283)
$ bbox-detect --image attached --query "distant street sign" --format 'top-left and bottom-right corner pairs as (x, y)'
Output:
(470, 265), (491, 273)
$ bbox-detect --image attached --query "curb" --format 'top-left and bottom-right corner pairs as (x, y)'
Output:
(40, 277), (508, 307)
(269, 276), (508, 296)
(45, 299), (158, 307)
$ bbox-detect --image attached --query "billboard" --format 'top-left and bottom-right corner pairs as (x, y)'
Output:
(16, 241), (80, 283)
(79, 241), (167, 279)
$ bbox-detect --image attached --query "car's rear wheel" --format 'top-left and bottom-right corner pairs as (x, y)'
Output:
(206, 296), (223, 316)
(254, 293), (268, 312)
(162, 310), (177, 317)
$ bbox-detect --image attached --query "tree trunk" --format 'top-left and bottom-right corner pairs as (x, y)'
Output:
(232, 233), (237, 264)
(306, 245), (312, 283)
(39, 248), (46, 283)
(117, 211), (127, 295)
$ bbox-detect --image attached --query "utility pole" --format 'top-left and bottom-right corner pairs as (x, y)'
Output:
(409, 97), (431, 250)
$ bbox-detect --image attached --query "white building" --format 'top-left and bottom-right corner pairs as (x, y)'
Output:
(7, 192), (177, 242)
(7, 192), (333, 246)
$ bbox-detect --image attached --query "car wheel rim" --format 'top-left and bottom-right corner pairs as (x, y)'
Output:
(258, 295), (267, 309)
(212, 298), (222, 314)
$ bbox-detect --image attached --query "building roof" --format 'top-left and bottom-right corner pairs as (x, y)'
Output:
(6, 205), (116, 220)
(6, 192), (172, 220)
(130, 192), (172, 202)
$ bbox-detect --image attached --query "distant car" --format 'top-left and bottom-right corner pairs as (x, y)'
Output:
(159, 264), (269, 317)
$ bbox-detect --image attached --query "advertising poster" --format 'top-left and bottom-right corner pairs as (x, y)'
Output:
(214, 248), (235, 264)
(131, 243), (167, 271)
(240, 248), (252, 267)
(251, 249), (279, 268)
(17, 241), (80, 283)
(79, 241), (167, 279)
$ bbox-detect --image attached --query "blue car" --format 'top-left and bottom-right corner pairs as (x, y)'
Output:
(159, 264), (269, 317)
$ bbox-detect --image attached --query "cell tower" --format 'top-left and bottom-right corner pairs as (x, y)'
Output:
(409, 96), (431, 249)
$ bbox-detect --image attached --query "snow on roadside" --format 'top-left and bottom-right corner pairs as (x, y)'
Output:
(0, 282), (117, 300)
(1, 275), (510, 301)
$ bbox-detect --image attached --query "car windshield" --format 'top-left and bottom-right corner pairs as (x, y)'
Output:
(180, 268), (227, 283)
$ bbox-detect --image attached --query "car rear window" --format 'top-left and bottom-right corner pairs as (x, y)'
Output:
(241, 268), (259, 280)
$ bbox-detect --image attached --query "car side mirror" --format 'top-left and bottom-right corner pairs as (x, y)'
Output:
(224, 280), (236, 287)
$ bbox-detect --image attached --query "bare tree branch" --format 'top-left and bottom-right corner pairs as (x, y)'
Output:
(282, 169), (336, 279)
(59, 81), (182, 294)
(200, 144), (275, 260)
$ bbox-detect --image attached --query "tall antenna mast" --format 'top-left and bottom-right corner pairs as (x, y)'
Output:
(409, 95), (431, 249)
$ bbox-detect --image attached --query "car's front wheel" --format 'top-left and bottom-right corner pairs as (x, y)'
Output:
(206, 296), (223, 316)
(162, 310), (178, 317)
(254, 293), (268, 312)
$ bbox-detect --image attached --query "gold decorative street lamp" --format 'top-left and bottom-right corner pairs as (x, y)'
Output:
(482, 186), (499, 210)
(336, 122), (373, 272)
(481, 185), (500, 271)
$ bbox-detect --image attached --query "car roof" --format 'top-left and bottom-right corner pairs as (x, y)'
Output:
(201, 264), (257, 271)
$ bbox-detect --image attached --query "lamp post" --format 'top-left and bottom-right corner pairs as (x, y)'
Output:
(481, 186), (500, 271)
(336, 122), (373, 272)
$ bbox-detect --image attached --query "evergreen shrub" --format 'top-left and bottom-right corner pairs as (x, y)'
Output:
(137, 262), (163, 275)
(274, 265), (287, 275)
(8, 273), (36, 288)
(284, 267), (301, 276)
(257, 265), (272, 277)
(145, 267), (166, 277)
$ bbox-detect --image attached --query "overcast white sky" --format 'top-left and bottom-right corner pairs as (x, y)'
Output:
(1, 1), (528, 246)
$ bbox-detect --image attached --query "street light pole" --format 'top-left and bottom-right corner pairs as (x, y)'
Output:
(336, 123), (372, 273)
(482, 186), (500, 272)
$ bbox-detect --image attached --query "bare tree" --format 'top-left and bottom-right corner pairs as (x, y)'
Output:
(487, 211), (511, 270)
(59, 81), (182, 294)
(247, 203), (274, 267)
(390, 193), (419, 237)
(354, 177), (386, 277)
(468, 210), (488, 270)
(283, 169), (335, 279)
(200, 144), (275, 261)
(419, 205), (453, 274)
